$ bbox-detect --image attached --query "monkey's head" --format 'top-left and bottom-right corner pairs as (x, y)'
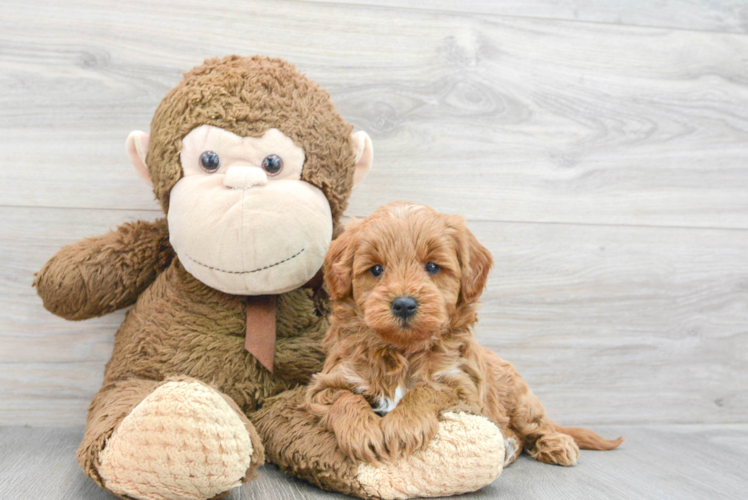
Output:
(126, 56), (373, 295)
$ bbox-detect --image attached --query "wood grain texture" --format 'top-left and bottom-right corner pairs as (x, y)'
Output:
(1, 0), (748, 228)
(2, 207), (746, 426)
(301, 0), (748, 34)
(0, 425), (746, 499)
(1, 0), (747, 435)
(0, 208), (155, 426)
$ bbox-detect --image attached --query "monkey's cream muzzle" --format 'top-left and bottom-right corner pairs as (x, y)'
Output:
(166, 125), (333, 296)
(169, 175), (332, 295)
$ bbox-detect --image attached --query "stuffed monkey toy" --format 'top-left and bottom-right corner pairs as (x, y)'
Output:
(35, 55), (503, 500)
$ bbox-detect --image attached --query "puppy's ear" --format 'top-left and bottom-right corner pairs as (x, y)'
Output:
(324, 219), (363, 300)
(450, 216), (493, 304)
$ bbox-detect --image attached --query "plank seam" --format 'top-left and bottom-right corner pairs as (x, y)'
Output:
(283, 0), (748, 37)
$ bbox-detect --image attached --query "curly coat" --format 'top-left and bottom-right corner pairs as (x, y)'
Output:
(305, 202), (623, 467)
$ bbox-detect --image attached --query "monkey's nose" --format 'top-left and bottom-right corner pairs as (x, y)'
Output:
(391, 296), (418, 320)
(223, 166), (268, 189)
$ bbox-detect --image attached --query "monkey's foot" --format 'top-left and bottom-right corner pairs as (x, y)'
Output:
(356, 412), (504, 499)
(98, 379), (261, 500)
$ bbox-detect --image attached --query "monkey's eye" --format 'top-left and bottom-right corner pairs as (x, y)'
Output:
(199, 151), (221, 172)
(425, 262), (440, 275)
(262, 154), (283, 176)
(370, 265), (384, 278)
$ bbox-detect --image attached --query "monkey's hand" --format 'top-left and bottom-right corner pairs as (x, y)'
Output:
(34, 218), (173, 320)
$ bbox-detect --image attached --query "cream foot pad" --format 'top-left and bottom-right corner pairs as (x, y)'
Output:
(357, 412), (504, 500)
(98, 380), (253, 500)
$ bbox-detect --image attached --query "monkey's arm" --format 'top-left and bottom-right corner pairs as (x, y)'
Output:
(34, 218), (173, 321)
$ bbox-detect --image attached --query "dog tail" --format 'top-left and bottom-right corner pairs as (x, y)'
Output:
(554, 424), (624, 450)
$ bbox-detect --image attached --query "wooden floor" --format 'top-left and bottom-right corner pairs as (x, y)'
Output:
(2, 425), (747, 500)
(1, 0), (747, 498)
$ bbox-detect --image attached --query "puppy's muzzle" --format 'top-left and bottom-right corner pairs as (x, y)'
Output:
(391, 296), (418, 320)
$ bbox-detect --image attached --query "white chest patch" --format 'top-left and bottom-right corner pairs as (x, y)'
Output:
(504, 437), (518, 466)
(374, 386), (407, 415)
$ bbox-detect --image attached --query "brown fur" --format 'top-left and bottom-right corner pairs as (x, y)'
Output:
(306, 202), (623, 467)
(252, 389), (371, 499)
(147, 55), (357, 225)
(34, 56), (361, 497)
(33, 218), (173, 321)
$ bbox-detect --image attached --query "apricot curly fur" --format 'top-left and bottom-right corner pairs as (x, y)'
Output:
(305, 202), (623, 467)
(251, 203), (622, 500)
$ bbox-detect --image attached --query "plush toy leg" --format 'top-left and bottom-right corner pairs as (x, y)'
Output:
(252, 387), (504, 500)
(78, 376), (264, 500)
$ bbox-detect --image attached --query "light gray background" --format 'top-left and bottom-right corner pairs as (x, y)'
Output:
(1, 0), (747, 498)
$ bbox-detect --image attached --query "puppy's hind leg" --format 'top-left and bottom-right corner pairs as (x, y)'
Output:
(511, 386), (580, 466)
(510, 383), (623, 467)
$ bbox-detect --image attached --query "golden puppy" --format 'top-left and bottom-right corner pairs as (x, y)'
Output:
(306, 202), (622, 467)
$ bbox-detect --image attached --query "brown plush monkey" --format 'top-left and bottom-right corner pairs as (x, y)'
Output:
(35, 55), (502, 500)
(34, 55), (375, 500)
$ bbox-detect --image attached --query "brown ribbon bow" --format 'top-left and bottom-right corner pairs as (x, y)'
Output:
(244, 269), (324, 373)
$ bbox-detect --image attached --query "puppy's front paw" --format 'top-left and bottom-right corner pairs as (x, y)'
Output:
(334, 410), (389, 465)
(380, 408), (439, 460)
(530, 432), (580, 466)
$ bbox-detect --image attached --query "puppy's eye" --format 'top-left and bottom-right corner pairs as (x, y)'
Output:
(370, 265), (384, 278)
(425, 262), (440, 275)
(200, 151), (221, 172)
(262, 154), (283, 175)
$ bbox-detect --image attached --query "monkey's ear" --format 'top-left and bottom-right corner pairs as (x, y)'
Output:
(350, 131), (373, 190)
(126, 130), (152, 186)
(324, 219), (364, 300)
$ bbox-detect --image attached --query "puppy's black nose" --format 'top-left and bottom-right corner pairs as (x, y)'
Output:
(391, 296), (418, 319)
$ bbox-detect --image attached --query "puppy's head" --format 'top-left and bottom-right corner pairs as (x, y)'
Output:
(325, 202), (493, 346)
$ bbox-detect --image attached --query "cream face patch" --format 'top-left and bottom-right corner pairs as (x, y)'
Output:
(169, 125), (333, 295)
(180, 125), (306, 180)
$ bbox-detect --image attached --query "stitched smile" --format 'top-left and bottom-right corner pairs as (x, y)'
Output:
(185, 248), (305, 275)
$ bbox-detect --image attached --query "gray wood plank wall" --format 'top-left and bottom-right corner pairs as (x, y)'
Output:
(1, 0), (746, 427)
